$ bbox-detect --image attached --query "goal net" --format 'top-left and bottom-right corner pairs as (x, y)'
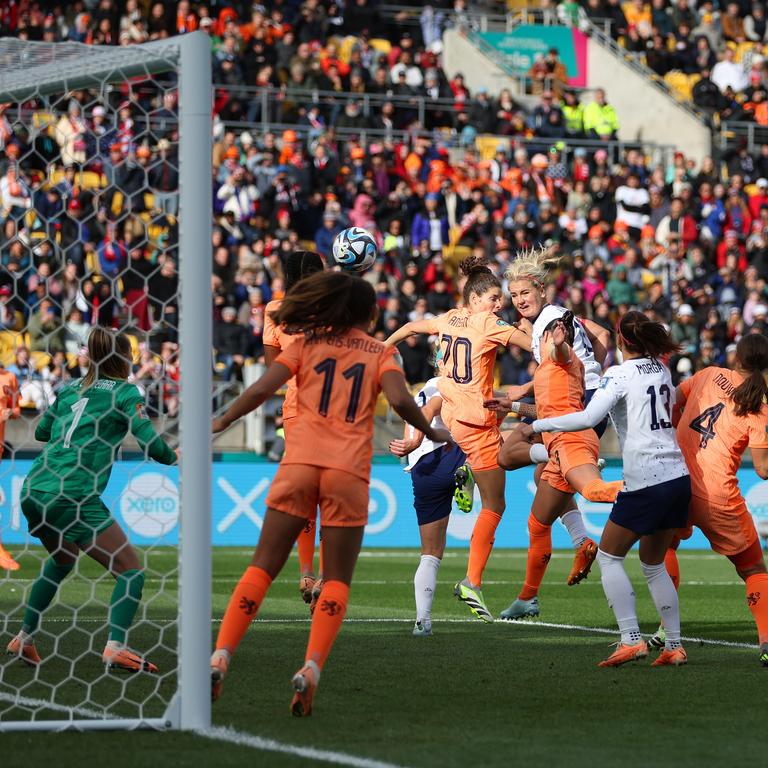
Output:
(0, 34), (211, 732)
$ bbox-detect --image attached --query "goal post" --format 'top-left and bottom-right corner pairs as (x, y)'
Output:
(0, 32), (212, 733)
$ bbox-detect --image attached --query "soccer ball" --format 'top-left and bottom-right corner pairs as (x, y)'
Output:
(332, 227), (378, 273)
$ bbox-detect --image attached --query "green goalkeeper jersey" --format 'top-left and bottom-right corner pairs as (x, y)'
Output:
(26, 377), (176, 497)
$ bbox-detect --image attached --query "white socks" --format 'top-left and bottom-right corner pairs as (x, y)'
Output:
(641, 560), (681, 650)
(529, 443), (549, 464)
(596, 549), (642, 645)
(414, 554), (441, 630)
(560, 508), (588, 547)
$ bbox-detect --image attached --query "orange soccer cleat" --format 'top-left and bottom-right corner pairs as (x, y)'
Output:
(290, 661), (319, 718)
(652, 647), (688, 667)
(0, 544), (20, 572)
(210, 650), (230, 702)
(598, 640), (649, 668)
(568, 538), (598, 586)
(6, 635), (42, 667)
(102, 644), (158, 674)
(299, 575), (316, 605)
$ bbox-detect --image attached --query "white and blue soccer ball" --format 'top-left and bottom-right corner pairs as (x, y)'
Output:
(332, 227), (378, 273)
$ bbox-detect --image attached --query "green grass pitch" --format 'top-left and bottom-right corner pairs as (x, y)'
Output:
(0, 547), (765, 768)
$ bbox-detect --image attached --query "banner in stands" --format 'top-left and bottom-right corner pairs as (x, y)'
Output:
(1, 459), (767, 549)
(478, 26), (588, 88)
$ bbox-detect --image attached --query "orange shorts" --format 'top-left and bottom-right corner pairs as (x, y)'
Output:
(687, 495), (759, 558)
(265, 463), (369, 527)
(446, 418), (502, 472)
(541, 431), (600, 494)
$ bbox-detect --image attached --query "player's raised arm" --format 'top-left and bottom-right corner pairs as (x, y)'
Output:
(582, 318), (611, 368)
(380, 370), (451, 445)
(384, 318), (438, 348)
(213, 360), (293, 433)
(390, 394), (443, 457)
(526, 381), (618, 437)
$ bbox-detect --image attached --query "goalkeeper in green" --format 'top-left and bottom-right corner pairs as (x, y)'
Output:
(6, 328), (177, 673)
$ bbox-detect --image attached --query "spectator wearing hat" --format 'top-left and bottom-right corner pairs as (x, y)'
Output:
(58, 197), (91, 268)
(97, 222), (127, 280)
(315, 210), (343, 258)
(671, 304), (699, 354)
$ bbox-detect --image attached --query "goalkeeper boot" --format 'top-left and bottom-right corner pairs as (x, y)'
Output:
(299, 575), (315, 605)
(6, 635), (42, 667)
(103, 642), (158, 674)
(412, 620), (432, 637)
(598, 640), (648, 668)
(567, 538), (598, 586)
(210, 649), (230, 702)
(648, 624), (667, 650)
(499, 596), (540, 622)
(291, 660), (319, 717)
(453, 465), (475, 514)
(0, 544), (20, 572)
(454, 578), (493, 622)
(309, 578), (324, 615)
(652, 646), (687, 667)
(760, 644), (768, 669)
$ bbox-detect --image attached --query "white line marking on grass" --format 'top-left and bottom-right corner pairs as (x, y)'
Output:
(0, 691), (116, 720)
(199, 725), (408, 768)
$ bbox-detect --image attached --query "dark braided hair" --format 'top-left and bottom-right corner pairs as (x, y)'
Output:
(460, 256), (501, 305)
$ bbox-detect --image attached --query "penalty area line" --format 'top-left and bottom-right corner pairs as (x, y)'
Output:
(198, 725), (409, 768)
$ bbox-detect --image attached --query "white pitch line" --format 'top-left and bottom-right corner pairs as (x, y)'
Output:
(199, 725), (408, 768)
(0, 691), (116, 720)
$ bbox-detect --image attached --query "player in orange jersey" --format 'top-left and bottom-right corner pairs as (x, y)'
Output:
(664, 333), (768, 667)
(210, 271), (451, 715)
(263, 250), (325, 608)
(486, 312), (623, 620)
(0, 366), (21, 570)
(385, 257), (531, 622)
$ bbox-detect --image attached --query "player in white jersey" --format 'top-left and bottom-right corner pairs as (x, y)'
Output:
(519, 312), (691, 668)
(494, 247), (611, 618)
(389, 378), (471, 636)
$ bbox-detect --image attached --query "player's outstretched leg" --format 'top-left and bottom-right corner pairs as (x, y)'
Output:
(453, 465), (475, 514)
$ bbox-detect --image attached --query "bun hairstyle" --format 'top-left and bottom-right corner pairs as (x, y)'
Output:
(732, 333), (768, 417)
(504, 244), (561, 289)
(460, 255), (501, 304)
(82, 327), (132, 388)
(285, 250), (324, 292)
(272, 270), (376, 340)
(617, 310), (680, 359)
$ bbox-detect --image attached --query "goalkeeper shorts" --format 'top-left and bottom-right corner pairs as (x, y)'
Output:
(21, 488), (115, 545)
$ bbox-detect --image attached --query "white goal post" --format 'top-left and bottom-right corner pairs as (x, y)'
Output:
(0, 32), (212, 732)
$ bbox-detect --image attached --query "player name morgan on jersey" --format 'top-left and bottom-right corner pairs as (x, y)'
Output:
(597, 358), (688, 491)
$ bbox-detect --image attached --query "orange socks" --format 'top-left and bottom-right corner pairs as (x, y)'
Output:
(467, 509), (502, 586)
(664, 548), (681, 591)
(215, 566), (272, 654)
(745, 574), (768, 645)
(519, 514), (552, 600)
(297, 518), (317, 576)
(581, 479), (624, 503)
(305, 580), (349, 671)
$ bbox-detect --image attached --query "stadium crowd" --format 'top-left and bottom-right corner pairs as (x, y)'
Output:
(0, 0), (765, 417)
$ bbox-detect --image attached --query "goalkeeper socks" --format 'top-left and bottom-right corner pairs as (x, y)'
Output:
(216, 566), (272, 654)
(519, 513), (552, 600)
(414, 555), (441, 629)
(297, 517), (317, 576)
(108, 569), (145, 645)
(745, 574), (768, 645)
(305, 580), (349, 671)
(596, 549), (641, 644)
(560, 507), (588, 547)
(22, 559), (75, 635)
(466, 508), (502, 587)
(641, 561), (681, 650)
(664, 547), (681, 590)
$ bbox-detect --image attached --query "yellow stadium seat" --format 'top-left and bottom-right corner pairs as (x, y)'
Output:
(368, 38), (392, 56)
(475, 135), (508, 160)
(31, 351), (51, 371)
(0, 330), (25, 353)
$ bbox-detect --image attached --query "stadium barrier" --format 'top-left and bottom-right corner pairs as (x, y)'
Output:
(2, 458), (766, 550)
